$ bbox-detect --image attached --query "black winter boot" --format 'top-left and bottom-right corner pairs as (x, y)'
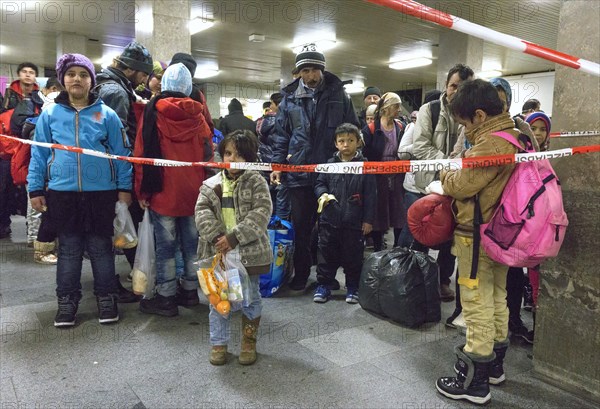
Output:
(454, 340), (508, 385)
(437, 346), (493, 405)
(489, 340), (508, 385)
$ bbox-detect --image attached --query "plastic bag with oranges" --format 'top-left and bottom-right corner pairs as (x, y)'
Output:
(197, 249), (249, 318)
(113, 201), (138, 249)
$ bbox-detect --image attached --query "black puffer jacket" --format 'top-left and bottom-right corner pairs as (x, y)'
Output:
(272, 71), (359, 188)
(314, 151), (376, 230)
(94, 67), (137, 148)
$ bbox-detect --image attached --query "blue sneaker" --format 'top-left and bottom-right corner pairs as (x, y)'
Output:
(345, 288), (359, 304)
(313, 285), (331, 303)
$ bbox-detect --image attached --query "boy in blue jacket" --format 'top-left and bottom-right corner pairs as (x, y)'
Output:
(313, 123), (376, 303)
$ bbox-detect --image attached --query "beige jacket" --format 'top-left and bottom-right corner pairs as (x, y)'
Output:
(195, 171), (273, 275)
(440, 113), (522, 235)
(413, 92), (463, 193)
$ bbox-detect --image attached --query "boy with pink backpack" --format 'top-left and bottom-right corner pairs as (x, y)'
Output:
(434, 79), (529, 405)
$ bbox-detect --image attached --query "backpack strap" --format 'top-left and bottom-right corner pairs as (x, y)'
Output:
(492, 131), (534, 153)
(470, 194), (482, 280)
(429, 100), (441, 131)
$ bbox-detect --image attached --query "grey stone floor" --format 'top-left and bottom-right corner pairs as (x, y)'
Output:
(0, 215), (593, 409)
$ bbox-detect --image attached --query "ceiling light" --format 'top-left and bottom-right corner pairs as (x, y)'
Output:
(0, 44), (5, 55)
(344, 81), (365, 94)
(100, 53), (120, 69)
(249, 34), (265, 43)
(189, 17), (214, 35)
(389, 57), (432, 70)
(194, 68), (219, 79)
(478, 70), (503, 79)
(291, 39), (337, 54)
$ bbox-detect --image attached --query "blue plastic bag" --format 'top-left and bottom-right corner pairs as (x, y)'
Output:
(260, 216), (294, 297)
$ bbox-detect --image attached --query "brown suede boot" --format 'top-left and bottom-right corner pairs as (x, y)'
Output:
(209, 345), (228, 366)
(34, 240), (58, 265)
(239, 316), (260, 365)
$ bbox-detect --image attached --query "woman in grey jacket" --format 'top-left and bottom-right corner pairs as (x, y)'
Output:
(195, 130), (272, 367)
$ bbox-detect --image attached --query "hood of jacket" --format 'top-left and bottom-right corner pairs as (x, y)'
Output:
(95, 67), (135, 99)
(155, 97), (207, 142)
(9, 79), (39, 98)
(332, 150), (367, 163)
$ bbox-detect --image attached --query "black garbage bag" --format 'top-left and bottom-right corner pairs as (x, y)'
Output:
(359, 247), (441, 327)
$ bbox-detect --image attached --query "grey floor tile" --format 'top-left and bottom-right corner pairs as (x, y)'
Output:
(0, 217), (594, 409)
(0, 377), (17, 404)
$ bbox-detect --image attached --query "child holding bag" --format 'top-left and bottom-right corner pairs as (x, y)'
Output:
(195, 129), (273, 366)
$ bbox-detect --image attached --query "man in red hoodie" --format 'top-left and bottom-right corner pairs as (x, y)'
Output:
(1, 62), (40, 238)
(134, 63), (212, 316)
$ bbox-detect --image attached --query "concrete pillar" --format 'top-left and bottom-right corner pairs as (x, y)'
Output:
(533, 0), (600, 403)
(436, 31), (483, 90)
(134, 0), (191, 63)
(56, 33), (86, 57)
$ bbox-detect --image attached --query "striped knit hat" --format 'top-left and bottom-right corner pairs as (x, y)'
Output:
(295, 44), (325, 72)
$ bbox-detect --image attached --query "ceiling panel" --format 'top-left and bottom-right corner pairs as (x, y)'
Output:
(0, 0), (568, 93)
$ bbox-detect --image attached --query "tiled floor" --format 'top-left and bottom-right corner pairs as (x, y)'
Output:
(0, 216), (594, 408)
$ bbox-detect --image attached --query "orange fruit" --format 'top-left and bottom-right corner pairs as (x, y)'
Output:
(113, 236), (127, 248)
(208, 293), (221, 306)
(216, 300), (231, 316)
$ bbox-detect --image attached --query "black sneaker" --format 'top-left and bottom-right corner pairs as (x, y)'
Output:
(96, 295), (119, 324)
(54, 295), (79, 327)
(139, 294), (178, 317)
(116, 275), (142, 303)
(175, 287), (199, 307)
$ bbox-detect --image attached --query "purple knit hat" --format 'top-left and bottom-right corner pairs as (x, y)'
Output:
(56, 53), (96, 88)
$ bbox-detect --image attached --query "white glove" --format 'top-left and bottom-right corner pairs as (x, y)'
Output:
(425, 180), (446, 196)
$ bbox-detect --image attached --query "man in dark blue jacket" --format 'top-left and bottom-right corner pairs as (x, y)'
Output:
(271, 44), (359, 291)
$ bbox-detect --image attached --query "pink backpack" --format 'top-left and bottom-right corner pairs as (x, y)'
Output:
(479, 131), (569, 268)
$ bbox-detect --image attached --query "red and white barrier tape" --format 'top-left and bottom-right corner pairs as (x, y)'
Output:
(366, 0), (600, 77)
(2, 134), (599, 175)
(550, 131), (600, 138)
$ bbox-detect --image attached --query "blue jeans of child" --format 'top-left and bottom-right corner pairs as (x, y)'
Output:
(56, 232), (117, 298)
(209, 275), (262, 346)
(150, 211), (199, 297)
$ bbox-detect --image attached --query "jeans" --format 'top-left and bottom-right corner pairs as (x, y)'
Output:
(452, 234), (509, 357)
(56, 232), (117, 298)
(209, 275), (262, 345)
(150, 211), (198, 297)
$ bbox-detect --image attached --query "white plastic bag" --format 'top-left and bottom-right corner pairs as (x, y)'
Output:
(131, 209), (155, 297)
(221, 249), (250, 313)
(196, 248), (250, 318)
(113, 201), (138, 249)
